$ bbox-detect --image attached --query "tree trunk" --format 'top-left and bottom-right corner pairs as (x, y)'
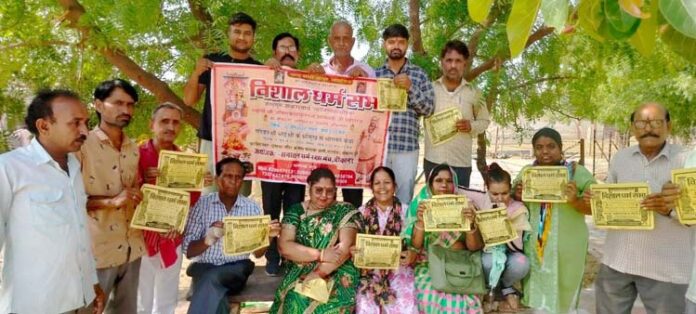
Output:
(475, 77), (499, 184)
(408, 0), (426, 55)
(57, 0), (201, 128)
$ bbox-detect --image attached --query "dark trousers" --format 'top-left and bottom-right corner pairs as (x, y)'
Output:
(261, 181), (305, 266)
(186, 260), (254, 314)
(423, 159), (473, 188)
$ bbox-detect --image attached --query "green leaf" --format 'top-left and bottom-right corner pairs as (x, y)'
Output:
(507, 0), (542, 58)
(661, 25), (696, 63)
(578, 0), (606, 41)
(659, 0), (696, 39)
(469, 0), (495, 24)
(629, 0), (657, 55)
(604, 0), (641, 39)
(541, 0), (569, 32)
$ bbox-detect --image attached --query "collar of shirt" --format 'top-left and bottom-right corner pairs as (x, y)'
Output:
(377, 58), (413, 76)
(434, 76), (470, 94)
(93, 126), (135, 150)
(27, 137), (80, 177)
(628, 142), (672, 162)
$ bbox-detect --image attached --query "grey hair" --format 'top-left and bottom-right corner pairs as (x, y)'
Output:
(151, 102), (184, 120)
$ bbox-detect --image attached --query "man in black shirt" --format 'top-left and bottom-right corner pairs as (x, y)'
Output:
(184, 12), (261, 196)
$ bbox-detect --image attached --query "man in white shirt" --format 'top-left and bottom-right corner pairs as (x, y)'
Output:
(0, 90), (105, 313)
(592, 102), (692, 314)
(306, 20), (375, 208)
(424, 40), (490, 187)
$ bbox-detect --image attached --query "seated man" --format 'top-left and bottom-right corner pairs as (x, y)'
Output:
(183, 157), (280, 314)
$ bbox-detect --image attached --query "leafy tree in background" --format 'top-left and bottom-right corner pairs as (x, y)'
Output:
(0, 0), (694, 161)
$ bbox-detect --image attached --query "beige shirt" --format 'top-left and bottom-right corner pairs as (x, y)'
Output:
(604, 143), (693, 284)
(424, 78), (490, 168)
(79, 127), (145, 269)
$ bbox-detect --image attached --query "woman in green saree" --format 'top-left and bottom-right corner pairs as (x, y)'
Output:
(404, 163), (485, 313)
(270, 167), (361, 314)
(512, 127), (596, 313)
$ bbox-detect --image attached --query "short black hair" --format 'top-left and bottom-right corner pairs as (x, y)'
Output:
(630, 105), (671, 122)
(272, 32), (300, 51)
(228, 12), (256, 32)
(215, 157), (246, 177)
(25, 89), (81, 136)
(369, 166), (396, 186)
(382, 24), (409, 40)
(93, 79), (139, 102)
(93, 79), (139, 120)
(440, 40), (470, 59)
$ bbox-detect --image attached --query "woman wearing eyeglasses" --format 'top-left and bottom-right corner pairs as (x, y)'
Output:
(270, 167), (361, 313)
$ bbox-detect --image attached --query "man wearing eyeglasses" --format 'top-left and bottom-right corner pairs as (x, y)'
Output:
(589, 102), (693, 313)
(261, 32), (307, 276)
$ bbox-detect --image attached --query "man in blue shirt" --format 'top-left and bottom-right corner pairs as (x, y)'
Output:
(375, 24), (434, 204)
(183, 157), (280, 314)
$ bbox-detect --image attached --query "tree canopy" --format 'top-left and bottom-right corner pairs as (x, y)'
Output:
(1, 0), (695, 152)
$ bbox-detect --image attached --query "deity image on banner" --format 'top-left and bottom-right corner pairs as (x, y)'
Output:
(221, 77), (251, 158)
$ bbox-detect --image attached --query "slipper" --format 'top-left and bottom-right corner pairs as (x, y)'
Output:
(498, 294), (520, 313)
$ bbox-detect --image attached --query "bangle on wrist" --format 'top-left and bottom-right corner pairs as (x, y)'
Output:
(466, 225), (478, 234)
(414, 223), (424, 231)
(318, 249), (324, 262)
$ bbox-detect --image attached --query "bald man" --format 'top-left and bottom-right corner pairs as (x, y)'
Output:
(590, 103), (693, 314)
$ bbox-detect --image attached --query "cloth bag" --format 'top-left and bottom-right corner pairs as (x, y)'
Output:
(428, 243), (487, 294)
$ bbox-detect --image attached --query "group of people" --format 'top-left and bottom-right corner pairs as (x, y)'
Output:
(1, 10), (695, 314)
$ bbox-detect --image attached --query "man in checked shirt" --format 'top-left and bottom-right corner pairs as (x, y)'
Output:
(375, 23), (435, 204)
(183, 157), (281, 314)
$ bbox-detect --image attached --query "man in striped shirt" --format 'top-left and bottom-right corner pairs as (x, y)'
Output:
(183, 157), (280, 314)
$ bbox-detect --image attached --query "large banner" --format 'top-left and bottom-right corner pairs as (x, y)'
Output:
(211, 64), (390, 188)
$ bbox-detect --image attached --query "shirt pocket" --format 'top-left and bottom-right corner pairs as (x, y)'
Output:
(29, 187), (72, 226)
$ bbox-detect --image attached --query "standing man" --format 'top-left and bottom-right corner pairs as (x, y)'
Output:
(262, 32), (307, 276)
(183, 12), (262, 196)
(79, 79), (145, 313)
(183, 158), (281, 314)
(0, 90), (105, 313)
(376, 24), (434, 204)
(137, 103), (210, 313)
(309, 20), (375, 207)
(592, 102), (693, 314)
(424, 40), (489, 187)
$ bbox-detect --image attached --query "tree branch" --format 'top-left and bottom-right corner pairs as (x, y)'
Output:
(511, 75), (574, 90)
(0, 40), (72, 51)
(465, 26), (555, 81)
(56, 0), (201, 128)
(187, 0), (213, 49)
(409, 0), (426, 55)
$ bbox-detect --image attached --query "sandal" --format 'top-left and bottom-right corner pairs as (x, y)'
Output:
(498, 294), (520, 313)
(482, 291), (497, 313)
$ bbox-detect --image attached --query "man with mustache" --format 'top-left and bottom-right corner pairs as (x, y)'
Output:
(310, 20), (375, 208)
(589, 102), (692, 313)
(0, 90), (105, 313)
(136, 103), (212, 313)
(375, 23), (434, 204)
(262, 32), (307, 276)
(184, 12), (261, 196)
(78, 79), (145, 313)
(424, 40), (489, 188)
